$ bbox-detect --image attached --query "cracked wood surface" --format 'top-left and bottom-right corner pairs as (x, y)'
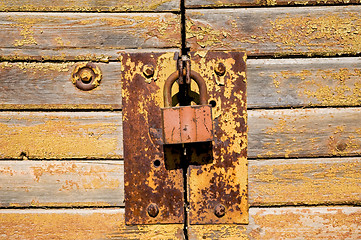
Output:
(0, 158), (359, 207)
(1, 57), (360, 109)
(186, 0), (361, 7)
(0, 207), (360, 239)
(0, 13), (180, 61)
(0, 0), (180, 12)
(1, 108), (360, 159)
(186, 6), (361, 57)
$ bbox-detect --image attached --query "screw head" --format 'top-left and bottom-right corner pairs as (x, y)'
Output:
(214, 204), (226, 218)
(214, 62), (226, 76)
(147, 203), (159, 218)
(143, 64), (154, 78)
(79, 68), (94, 83)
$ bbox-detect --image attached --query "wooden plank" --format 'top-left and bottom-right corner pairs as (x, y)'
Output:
(248, 107), (361, 158)
(0, 207), (359, 239)
(0, 13), (180, 61)
(186, 6), (361, 57)
(0, 161), (124, 207)
(186, 0), (360, 8)
(1, 57), (360, 109)
(247, 57), (361, 108)
(1, 158), (359, 207)
(0, 62), (122, 110)
(249, 157), (361, 206)
(0, 0), (180, 12)
(0, 209), (184, 240)
(0, 112), (122, 159)
(1, 108), (361, 159)
(188, 207), (361, 239)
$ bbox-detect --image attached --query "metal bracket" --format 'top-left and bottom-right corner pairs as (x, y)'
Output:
(121, 51), (248, 225)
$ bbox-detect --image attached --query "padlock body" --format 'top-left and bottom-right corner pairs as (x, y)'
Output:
(161, 105), (213, 144)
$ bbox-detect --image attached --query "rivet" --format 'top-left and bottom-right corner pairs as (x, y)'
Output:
(71, 62), (102, 91)
(214, 62), (226, 76)
(147, 203), (159, 218)
(214, 204), (226, 218)
(143, 64), (154, 78)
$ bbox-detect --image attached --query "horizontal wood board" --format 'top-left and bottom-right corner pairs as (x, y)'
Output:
(248, 107), (361, 158)
(0, 0), (180, 12)
(186, 0), (361, 7)
(0, 62), (122, 109)
(0, 207), (360, 239)
(0, 158), (359, 207)
(0, 13), (180, 61)
(186, 6), (361, 57)
(1, 57), (360, 109)
(0, 112), (123, 159)
(1, 108), (360, 159)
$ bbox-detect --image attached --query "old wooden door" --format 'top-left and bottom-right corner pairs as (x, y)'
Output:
(0, 0), (360, 239)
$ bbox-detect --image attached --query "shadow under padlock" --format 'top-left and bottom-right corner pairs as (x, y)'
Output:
(161, 69), (214, 170)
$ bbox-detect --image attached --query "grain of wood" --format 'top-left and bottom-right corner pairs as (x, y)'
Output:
(0, 207), (359, 239)
(186, 0), (361, 8)
(247, 57), (361, 108)
(186, 6), (361, 57)
(248, 107), (361, 158)
(1, 158), (359, 207)
(249, 157), (361, 206)
(1, 107), (360, 159)
(189, 207), (361, 239)
(1, 57), (360, 109)
(0, 13), (180, 61)
(0, 62), (122, 109)
(0, 161), (124, 207)
(0, 209), (185, 240)
(0, 112), (123, 159)
(0, 0), (180, 12)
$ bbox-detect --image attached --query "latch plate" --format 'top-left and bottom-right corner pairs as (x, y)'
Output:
(188, 51), (248, 224)
(121, 52), (184, 225)
(121, 51), (248, 225)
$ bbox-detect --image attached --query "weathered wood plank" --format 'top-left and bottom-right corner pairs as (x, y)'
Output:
(0, 209), (184, 240)
(1, 108), (361, 159)
(0, 112), (122, 159)
(0, 0), (180, 12)
(189, 207), (361, 239)
(1, 158), (359, 207)
(1, 57), (360, 109)
(248, 107), (361, 158)
(0, 62), (122, 110)
(186, 6), (361, 57)
(0, 13), (180, 61)
(0, 161), (124, 207)
(186, 0), (361, 8)
(0, 207), (359, 239)
(247, 57), (361, 108)
(249, 157), (361, 206)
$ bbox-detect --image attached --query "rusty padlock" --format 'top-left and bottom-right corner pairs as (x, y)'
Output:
(161, 70), (213, 144)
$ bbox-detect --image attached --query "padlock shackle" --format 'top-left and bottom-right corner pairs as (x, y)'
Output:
(163, 70), (208, 107)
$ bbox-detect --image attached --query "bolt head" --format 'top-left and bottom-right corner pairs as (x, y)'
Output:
(147, 203), (159, 218)
(214, 204), (226, 218)
(79, 68), (94, 83)
(215, 62), (226, 76)
(143, 64), (154, 78)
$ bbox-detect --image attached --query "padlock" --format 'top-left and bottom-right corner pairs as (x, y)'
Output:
(161, 70), (213, 144)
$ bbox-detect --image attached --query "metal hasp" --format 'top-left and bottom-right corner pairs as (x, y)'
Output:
(121, 51), (248, 225)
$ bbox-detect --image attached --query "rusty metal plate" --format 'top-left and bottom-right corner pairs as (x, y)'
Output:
(161, 105), (213, 144)
(188, 51), (248, 224)
(121, 51), (184, 225)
